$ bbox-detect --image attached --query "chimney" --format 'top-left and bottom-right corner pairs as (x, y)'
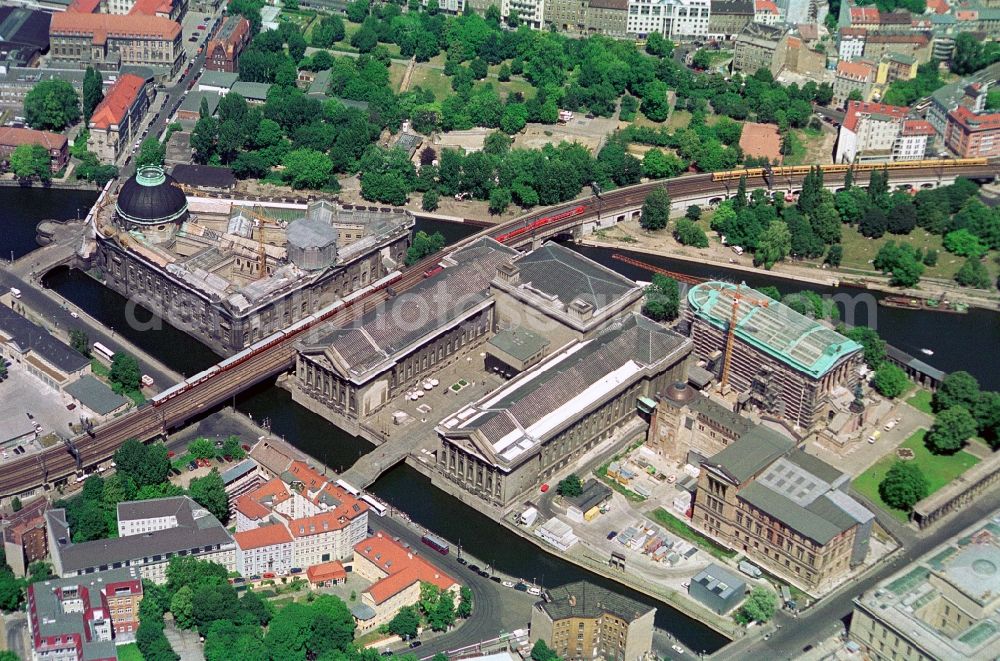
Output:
(568, 594), (577, 607)
(495, 260), (520, 285)
(568, 298), (594, 322)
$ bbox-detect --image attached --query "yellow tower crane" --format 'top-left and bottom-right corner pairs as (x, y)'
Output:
(719, 284), (770, 393)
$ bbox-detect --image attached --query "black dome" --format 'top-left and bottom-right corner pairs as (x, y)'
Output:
(115, 166), (188, 225)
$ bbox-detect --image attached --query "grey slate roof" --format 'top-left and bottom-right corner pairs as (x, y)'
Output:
(511, 243), (640, 313)
(703, 426), (793, 484)
(64, 375), (129, 416)
(287, 217), (339, 249)
(565, 480), (612, 513)
(304, 238), (517, 381)
(0, 306), (89, 374)
(230, 81), (272, 101)
(488, 326), (549, 361)
(740, 483), (846, 544)
(170, 163), (235, 189)
(222, 458), (258, 484)
(117, 495), (192, 522)
(539, 581), (654, 622)
(50, 496), (233, 574)
(692, 563), (746, 600)
(179, 90), (220, 115)
(198, 70), (239, 89)
(885, 345), (945, 381)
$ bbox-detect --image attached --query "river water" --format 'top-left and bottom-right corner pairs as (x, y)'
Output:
(21, 196), (1000, 653)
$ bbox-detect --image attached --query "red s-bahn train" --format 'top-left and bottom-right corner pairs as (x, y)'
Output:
(495, 205), (588, 243)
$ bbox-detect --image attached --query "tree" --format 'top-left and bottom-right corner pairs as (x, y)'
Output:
(640, 188), (671, 231)
(934, 371), (980, 412)
(288, 32), (308, 64)
(70, 329), (90, 357)
(221, 436), (246, 460)
(0, 572), (25, 612)
(9, 143), (52, 181)
(190, 116), (218, 164)
(557, 474), (583, 497)
(24, 79), (80, 131)
(165, 557), (230, 595)
(735, 587), (777, 625)
(422, 190), (440, 212)
(642, 149), (684, 179)
(859, 206), (888, 238)
(955, 257), (991, 289)
(944, 229), (988, 258)
(873, 363), (909, 399)
(83, 67), (103, 121)
(873, 242), (924, 288)
(346, 0), (370, 22)
(754, 220), (791, 269)
(825, 244), (843, 267)
(11, 497), (22, 513)
(428, 589), (456, 631)
(643, 274), (680, 322)
(923, 249), (938, 267)
(457, 585), (473, 618)
(879, 461), (928, 511)
(189, 438), (216, 460)
(887, 201), (916, 235)
(191, 582), (241, 634)
(674, 219), (709, 248)
(114, 439), (170, 488)
(189, 470), (229, 524)
(137, 137), (165, 168)
(171, 585), (196, 629)
(405, 230), (446, 265)
(109, 352), (141, 393)
(386, 605), (420, 639)
(531, 640), (560, 661)
(489, 187), (512, 214)
(926, 406), (978, 455)
(686, 205), (702, 221)
(282, 148), (333, 190)
(307, 595), (355, 655)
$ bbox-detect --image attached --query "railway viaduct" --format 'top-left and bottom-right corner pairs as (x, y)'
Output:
(1, 161), (994, 501)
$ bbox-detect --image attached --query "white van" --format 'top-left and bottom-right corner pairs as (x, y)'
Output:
(9, 287), (21, 299)
(732, 246), (744, 256)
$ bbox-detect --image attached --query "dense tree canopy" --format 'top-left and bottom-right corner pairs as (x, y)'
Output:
(9, 144), (52, 180)
(880, 461), (928, 511)
(24, 80), (80, 131)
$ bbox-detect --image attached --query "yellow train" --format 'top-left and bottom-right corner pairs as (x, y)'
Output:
(711, 158), (991, 182)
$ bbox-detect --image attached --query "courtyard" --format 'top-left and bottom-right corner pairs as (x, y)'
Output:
(0, 367), (78, 460)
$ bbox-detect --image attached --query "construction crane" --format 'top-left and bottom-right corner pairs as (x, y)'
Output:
(719, 284), (770, 393)
(610, 254), (705, 286)
(241, 205), (286, 280)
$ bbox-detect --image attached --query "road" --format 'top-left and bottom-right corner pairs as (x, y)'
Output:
(371, 515), (536, 656)
(711, 486), (1000, 660)
(3, 612), (28, 661)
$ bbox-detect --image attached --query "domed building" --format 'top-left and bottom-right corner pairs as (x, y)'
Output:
(114, 165), (188, 243)
(286, 217), (338, 271)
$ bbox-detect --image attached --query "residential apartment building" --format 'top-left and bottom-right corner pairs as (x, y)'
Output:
(928, 65), (999, 138)
(838, 26), (866, 59)
(0, 127), (68, 173)
(87, 73), (151, 162)
(117, 497), (188, 536)
(0, 66), (88, 111)
(835, 100), (929, 163)
(233, 461), (369, 568)
(850, 512), (1000, 660)
(946, 105), (1000, 157)
(684, 282), (863, 430)
(222, 458), (263, 517)
(862, 32), (932, 63)
(352, 533), (459, 631)
(876, 51), (917, 86)
(753, 0), (779, 25)
(27, 568), (143, 661)
(436, 314), (692, 514)
(692, 432), (875, 592)
(777, 0), (816, 23)
(46, 496), (236, 583)
(626, 0), (710, 39)
(732, 22), (787, 76)
(529, 581), (656, 661)
(544, 0), (628, 36)
(48, 12), (183, 77)
(502, 0), (545, 28)
(235, 524), (294, 576)
(833, 59), (876, 107)
(708, 0), (753, 39)
(205, 15), (250, 72)
(2, 498), (49, 578)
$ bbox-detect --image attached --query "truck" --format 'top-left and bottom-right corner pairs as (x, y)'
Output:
(519, 507), (538, 526)
(739, 560), (763, 578)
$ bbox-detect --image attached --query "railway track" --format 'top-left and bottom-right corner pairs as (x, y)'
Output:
(2, 162), (994, 498)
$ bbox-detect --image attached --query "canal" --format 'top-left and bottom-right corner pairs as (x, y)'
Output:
(3, 187), (98, 262)
(26, 201), (1000, 653)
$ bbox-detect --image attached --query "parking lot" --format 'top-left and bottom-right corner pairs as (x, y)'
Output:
(0, 366), (78, 460)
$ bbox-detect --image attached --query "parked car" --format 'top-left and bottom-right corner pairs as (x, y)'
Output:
(514, 583), (528, 592)
(409, 641), (422, 649)
(527, 587), (541, 596)
(188, 461), (198, 471)
(478, 570), (490, 578)
(468, 564), (480, 573)
(262, 572), (276, 579)
(456, 558), (467, 565)
(380, 652), (394, 657)
(501, 580), (515, 588)
(606, 530), (618, 540)
(290, 567), (303, 574)
(490, 575), (502, 583)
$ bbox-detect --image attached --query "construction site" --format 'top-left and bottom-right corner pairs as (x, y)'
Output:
(88, 166), (415, 354)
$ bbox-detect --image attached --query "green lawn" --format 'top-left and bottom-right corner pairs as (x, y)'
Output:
(388, 61), (407, 92)
(852, 429), (980, 522)
(649, 508), (738, 560)
(907, 389), (934, 415)
(118, 643), (143, 661)
(408, 66), (452, 101)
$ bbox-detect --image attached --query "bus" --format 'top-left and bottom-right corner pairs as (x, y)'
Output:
(421, 533), (449, 555)
(361, 494), (387, 517)
(92, 342), (115, 363)
(335, 479), (360, 496)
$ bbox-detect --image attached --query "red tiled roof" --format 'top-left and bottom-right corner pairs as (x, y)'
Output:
(754, 0), (779, 12)
(842, 100), (909, 131)
(50, 11), (181, 42)
(235, 477), (290, 519)
(129, 0), (174, 15)
(287, 461), (325, 492)
(850, 5), (880, 22)
(0, 127), (67, 151)
(902, 120), (935, 136)
(290, 510), (350, 536)
(89, 74), (145, 130)
(235, 493), (270, 520)
(836, 60), (874, 80)
(307, 561), (346, 583)
(234, 523), (293, 550)
(206, 16), (250, 60)
(949, 105), (1000, 132)
(840, 26), (867, 37)
(355, 534), (457, 605)
(67, 0), (101, 13)
(926, 0), (949, 14)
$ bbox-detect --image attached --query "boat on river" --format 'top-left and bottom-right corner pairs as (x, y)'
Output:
(879, 295), (968, 314)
